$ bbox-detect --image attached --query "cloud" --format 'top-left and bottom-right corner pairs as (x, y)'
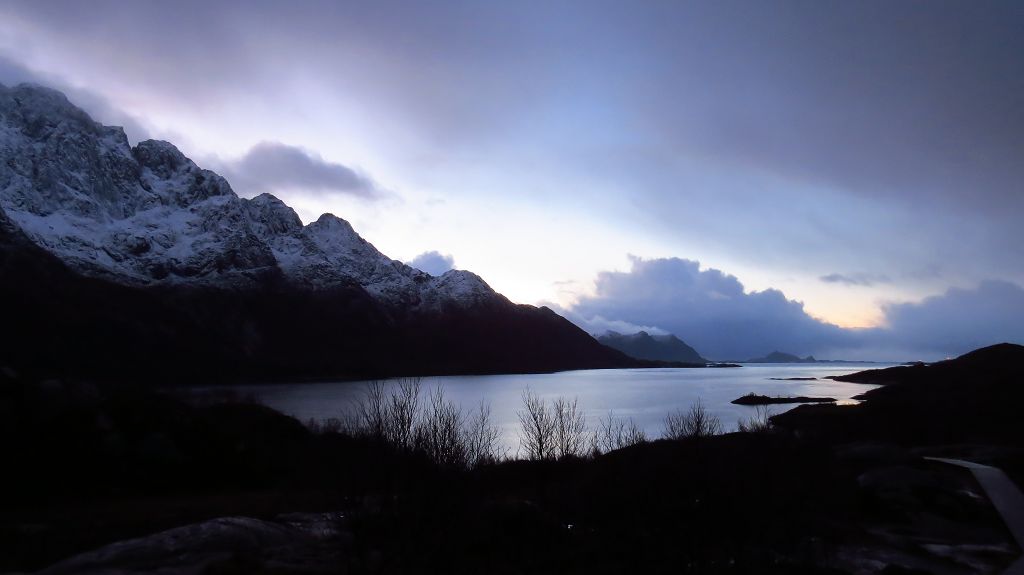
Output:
(567, 256), (851, 360)
(2, 1), (1022, 306)
(543, 302), (668, 338)
(407, 250), (455, 276)
(220, 141), (380, 199)
(872, 280), (1024, 359)
(820, 273), (892, 287)
(0, 68), (379, 207)
(566, 256), (1024, 361)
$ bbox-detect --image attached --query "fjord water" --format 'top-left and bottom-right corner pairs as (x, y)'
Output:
(213, 364), (886, 451)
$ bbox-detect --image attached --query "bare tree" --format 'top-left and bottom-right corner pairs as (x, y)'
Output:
(358, 381), (388, 440)
(385, 378), (422, 449)
(552, 396), (588, 459)
(736, 405), (774, 434)
(305, 417), (347, 435)
(663, 399), (723, 440)
(518, 388), (556, 460)
(415, 387), (466, 467)
(592, 411), (648, 454)
(464, 400), (503, 467)
(345, 379), (504, 469)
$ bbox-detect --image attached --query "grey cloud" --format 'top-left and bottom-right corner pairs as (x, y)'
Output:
(407, 251), (455, 276)
(872, 280), (1024, 359)
(567, 257), (851, 360)
(0, 1), (547, 143)
(638, 2), (1024, 215)
(0, 62), (368, 201)
(541, 301), (669, 338)
(820, 273), (892, 287)
(4, 2), (1021, 205)
(222, 142), (380, 199)
(4, 2), (1021, 213)
(2, 1), (1021, 293)
(567, 257), (1024, 361)
(0, 55), (37, 85)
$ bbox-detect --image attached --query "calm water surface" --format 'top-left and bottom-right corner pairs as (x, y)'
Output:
(206, 363), (886, 452)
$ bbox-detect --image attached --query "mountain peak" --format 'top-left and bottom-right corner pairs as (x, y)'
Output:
(0, 83), (511, 311)
(597, 330), (706, 363)
(133, 139), (193, 177)
(744, 351), (817, 363)
(2, 82), (88, 121)
(310, 212), (355, 232)
(247, 193), (303, 235)
(0, 83), (641, 380)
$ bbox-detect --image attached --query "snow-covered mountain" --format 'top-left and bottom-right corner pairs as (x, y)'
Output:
(0, 83), (493, 310)
(0, 83), (634, 381)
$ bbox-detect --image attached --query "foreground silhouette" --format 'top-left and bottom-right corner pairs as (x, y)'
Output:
(2, 345), (1022, 573)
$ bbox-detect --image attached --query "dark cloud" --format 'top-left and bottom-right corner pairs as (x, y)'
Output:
(873, 280), (1024, 359)
(221, 142), (380, 199)
(0, 1), (549, 141)
(567, 257), (1024, 361)
(407, 251), (455, 276)
(568, 257), (851, 360)
(11, 1), (1019, 204)
(820, 273), (892, 287)
(636, 2), (1024, 215)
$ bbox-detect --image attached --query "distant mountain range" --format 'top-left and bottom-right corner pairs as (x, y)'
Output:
(743, 351), (818, 363)
(735, 351), (879, 364)
(596, 331), (707, 364)
(0, 83), (640, 382)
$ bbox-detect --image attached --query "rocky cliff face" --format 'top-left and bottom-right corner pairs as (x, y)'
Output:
(0, 82), (632, 381)
(0, 83), (494, 309)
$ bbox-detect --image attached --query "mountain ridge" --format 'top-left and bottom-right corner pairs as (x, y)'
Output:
(0, 83), (498, 312)
(742, 351), (817, 363)
(0, 82), (637, 381)
(596, 331), (707, 364)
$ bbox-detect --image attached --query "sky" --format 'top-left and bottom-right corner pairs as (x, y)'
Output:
(0, 1), (1021, 360)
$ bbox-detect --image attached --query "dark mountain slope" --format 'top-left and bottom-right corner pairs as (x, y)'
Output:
(773, 343), (1024, 446)
(744, 351), (816, 363)
(0, 84), (637, 382)
(1, 207), (635, 382)
(597, 331), (707, 363)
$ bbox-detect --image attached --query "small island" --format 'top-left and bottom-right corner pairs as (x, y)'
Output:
(731, 393), (837, 405)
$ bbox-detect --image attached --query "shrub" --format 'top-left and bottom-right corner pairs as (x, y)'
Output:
(517, 390), (589, 460)
(552, 396), (588, 459)
(465, 400), (504, 467)
(329, 379), (502, 469)
(415, 387), (466, 467)
(517, 388), (556, 460)
(737, 405), (774, 434)
(663, 399), (722, 440)
(592, 411), (648, 454)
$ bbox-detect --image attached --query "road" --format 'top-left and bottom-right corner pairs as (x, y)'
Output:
(925, 457), (1024, 575)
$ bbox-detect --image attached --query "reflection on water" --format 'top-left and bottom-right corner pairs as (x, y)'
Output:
(193, 363), (884, 452)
